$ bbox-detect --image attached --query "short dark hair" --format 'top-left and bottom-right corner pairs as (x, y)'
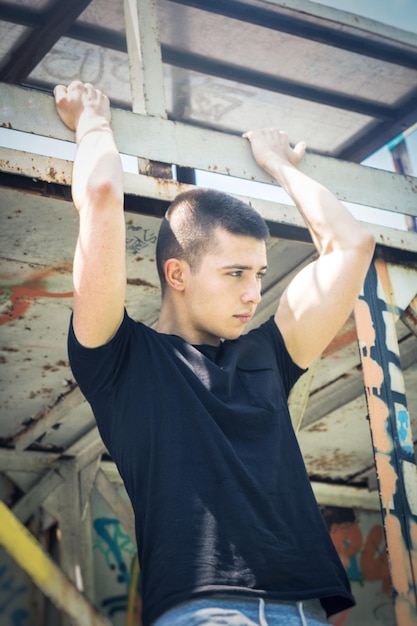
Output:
(156, 188), (269, 293)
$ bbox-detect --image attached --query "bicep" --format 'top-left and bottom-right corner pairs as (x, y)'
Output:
(275, 247), (373, 368)
(73, 194), (127, 348)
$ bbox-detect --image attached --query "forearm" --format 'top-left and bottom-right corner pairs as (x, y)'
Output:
(72, 115), (124, 212)
(269, 159), (373, 256)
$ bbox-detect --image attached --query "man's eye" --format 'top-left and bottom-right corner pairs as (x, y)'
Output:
(229, 271), (242, 277)
(257, 272), (266, 279)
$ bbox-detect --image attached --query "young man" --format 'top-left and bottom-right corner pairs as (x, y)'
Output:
(54, 81), (375, 626)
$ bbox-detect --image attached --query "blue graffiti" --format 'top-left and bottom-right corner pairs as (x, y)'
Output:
(93, 518), (136, 588)
(397, 409), (413, 454)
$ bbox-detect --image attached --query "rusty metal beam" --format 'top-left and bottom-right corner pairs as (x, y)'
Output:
(402, 296), (417, 338)
(11, 468), (64, 524)
(2, 84), (417, 220)
(0, 501), (111, 626)
(0, 0), (93, 84)
(95, 469), (135, 540)
(0, 448), (59, 472)
(2, 145), (417, 254)
(14, 385), (84, 451)
(354, 256), (417, 625)
(289, 356), (320, 433)
(302, 333), (417, 428)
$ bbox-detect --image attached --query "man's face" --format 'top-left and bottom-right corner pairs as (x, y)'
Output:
(183, 227), (267, 345)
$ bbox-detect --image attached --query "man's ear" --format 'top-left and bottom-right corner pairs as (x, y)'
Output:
(164, 258), (189, 291)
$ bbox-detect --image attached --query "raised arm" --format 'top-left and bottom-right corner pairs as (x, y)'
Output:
(54, 82), (126, 348)
(244, 128), (375, 369)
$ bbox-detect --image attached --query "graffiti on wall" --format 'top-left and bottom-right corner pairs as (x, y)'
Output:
(0, 268), (72, 325)
(126, 225), (157, 256)
(93, 517), (142, 625)
(324, 507), (393, 625)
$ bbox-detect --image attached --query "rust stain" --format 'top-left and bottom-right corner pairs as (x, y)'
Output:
(305, 449), (356, 474)
(127, 277), (156, 288)
(306, 422), (327, 433)
(0, 268), (73, 325)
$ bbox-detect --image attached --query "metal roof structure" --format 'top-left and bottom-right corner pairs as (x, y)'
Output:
(0, 1), (417, 624)
(1, 0), (417, 160)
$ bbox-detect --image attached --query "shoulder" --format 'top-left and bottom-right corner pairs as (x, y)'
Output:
(68, 309), (152, 393)
(240, 316), (289, 358)
(238, 316), (307, 393)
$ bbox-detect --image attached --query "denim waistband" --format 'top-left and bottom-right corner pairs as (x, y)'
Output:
(152, 594), (328, 625)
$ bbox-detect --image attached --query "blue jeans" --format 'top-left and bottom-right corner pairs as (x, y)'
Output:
(152, 595), (329, 625)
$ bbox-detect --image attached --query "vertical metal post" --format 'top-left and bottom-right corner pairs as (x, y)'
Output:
(124, 0), (167, 118)
(388, 126), (417, 233)
(354, 257), (417, 625)
(124, 0), (171, 180)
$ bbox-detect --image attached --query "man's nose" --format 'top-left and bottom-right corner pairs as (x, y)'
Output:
(241, 279), (262, 304)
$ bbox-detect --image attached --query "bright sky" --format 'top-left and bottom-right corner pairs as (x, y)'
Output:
(313, 0), (417, 34)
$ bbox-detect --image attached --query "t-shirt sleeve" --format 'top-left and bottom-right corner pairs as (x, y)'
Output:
(249, 316), (307, 396)
(67, 308), (134, 399)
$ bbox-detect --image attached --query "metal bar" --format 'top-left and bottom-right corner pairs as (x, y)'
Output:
(338, 90), (417, 163)
(389, 135), (417, 233)
(289, 356), (320, 433)
(354, 257), (417, 625)
(162, 45), (395, 120)
(0, 448), (59, 472)
(80, 456), (102, 519)
(302, 335), (417, 428)
(2, 0), (416, 65)
(48, 459), (84, 589)
(0, 501), (112, 626)
(1, 83), (417, 216)
(65, 426), (106, 468)
(95, 469), (135, 540)
(1, 145), (417, 254)
(170, 0), (417, 49)
(311, 481), (380, 510)
(402, 296), (417, 338)
(124, 0), (167, 117)
(14, 386), (84, 451)
(0, 0), (92, 84)
(11, 469), (64, 524)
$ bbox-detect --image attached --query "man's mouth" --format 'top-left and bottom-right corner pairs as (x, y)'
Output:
(234, 313), (252, 324)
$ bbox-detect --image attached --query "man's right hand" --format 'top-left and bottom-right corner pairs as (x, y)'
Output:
(54, 82), (111, 144)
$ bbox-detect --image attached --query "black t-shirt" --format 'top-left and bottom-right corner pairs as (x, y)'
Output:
(68, 311), (354, 625)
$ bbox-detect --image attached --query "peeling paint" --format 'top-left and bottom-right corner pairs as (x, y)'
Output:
(354, 258), (417, 624)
